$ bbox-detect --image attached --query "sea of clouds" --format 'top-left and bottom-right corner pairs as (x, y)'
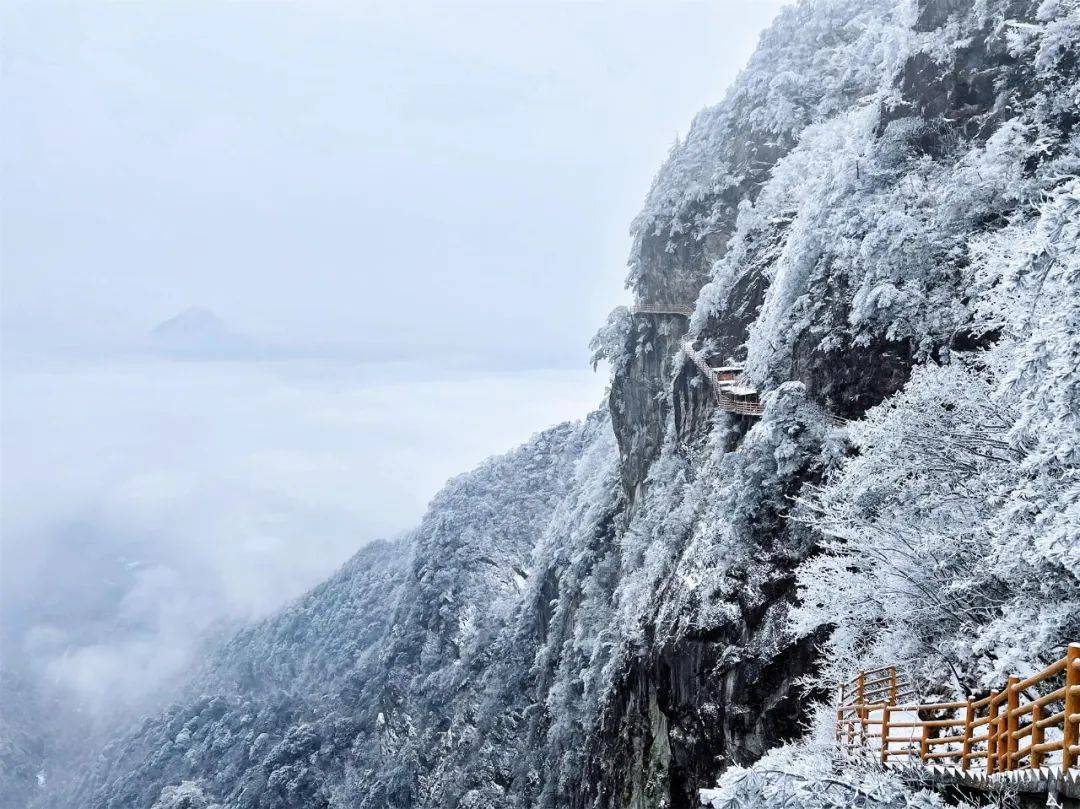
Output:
(1, 348), (605, 717)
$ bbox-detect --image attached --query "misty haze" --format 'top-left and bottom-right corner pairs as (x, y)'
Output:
(3, 1), (1079, 809)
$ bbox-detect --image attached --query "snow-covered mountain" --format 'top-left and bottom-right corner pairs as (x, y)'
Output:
(24, 0), (1080, 807)
(68, 416), (614, 809)
(148, 307), (261, 358)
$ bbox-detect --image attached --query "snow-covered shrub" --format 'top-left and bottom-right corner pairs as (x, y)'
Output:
(700, 746), (953, 809)
(151, 781), (222, 809)
(590, 306), (633, 373)
(630, 0), (909, 261)
(791, 178), (1080, 691)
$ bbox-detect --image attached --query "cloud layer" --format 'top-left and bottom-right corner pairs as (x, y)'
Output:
(2, 352), (605, 713)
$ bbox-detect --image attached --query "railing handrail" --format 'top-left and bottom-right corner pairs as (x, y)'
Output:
(632, 302), (696, 317)
(834, 643), (1080, 785)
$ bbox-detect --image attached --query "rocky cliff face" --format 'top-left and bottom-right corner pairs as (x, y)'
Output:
(587, 0), (1080, 804)
(51, 1), (1080, 808)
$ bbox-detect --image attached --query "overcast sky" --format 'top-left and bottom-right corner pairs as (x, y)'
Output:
(1, 0), (787, 714)
(3, 0), (785, 363)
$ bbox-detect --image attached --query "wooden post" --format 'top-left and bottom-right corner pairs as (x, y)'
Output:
(987, 690), (999, 775)
(881, 704), (891, 765)
(881, 668), (896, 767)
(856, 671), (866, 749)
(847, 701), (856, 751)
(998, 704), (1009, 773)
(920, 715), (930, 764)
(1064, 643), (1080, 772)
(961, 698), (974, 772)
(1030, 703), (1043, 769)
(836, 682), (845, 750)
(1006, 675), (1020, 772)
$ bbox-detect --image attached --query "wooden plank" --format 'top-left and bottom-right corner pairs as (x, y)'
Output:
(927, 734), (965, 745)
(924, 750), (962, 761)
(1030, 686), (1066, 709)
(863, 687), (895, 700)
(846, 664), (895, 684)
(1035, 710), (1065, 729)
(887, 719), (964, 729)
(1010, 742), (1032, 764)
(893, 701), (967, 711)
(1012, 724), (1034, 740)
(838, 700), (891, 711)
(1015, 656), (1069, 691)
(924, 718), (968, 728)
(1012, 702), (1037, 718)
(633, 303), (695, 316)
(863, 675), (895, 688)
(846, 693), (856, 749)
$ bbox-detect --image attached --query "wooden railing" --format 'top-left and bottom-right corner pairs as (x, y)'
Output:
(835, 644), (1080, 782)
(836, 665), (918, 752)
(680, 340), (848, 425)
(632, 302), (696, 317)
(679, 341), (766, 416)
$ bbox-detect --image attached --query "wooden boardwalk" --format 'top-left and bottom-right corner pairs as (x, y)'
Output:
(836, 644), (1080, 797)
(631, 299), (846, 424)
(629, 301), (766, 417)
(631, 302), (696, 317)
(679, 340), (849, 425)
(679, 340), (765, 416)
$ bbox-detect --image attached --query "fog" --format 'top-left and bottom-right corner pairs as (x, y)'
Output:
(2, 350), (603, 713)
(2, 0), (787, 723)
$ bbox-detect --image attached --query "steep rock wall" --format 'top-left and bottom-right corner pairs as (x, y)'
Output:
(55, 2), (1080, 809)
(581, 0), (1080, 805)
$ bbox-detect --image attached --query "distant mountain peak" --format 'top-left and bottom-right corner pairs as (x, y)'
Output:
(148, 307), (255, 357)
(151, 307), (230, 339)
